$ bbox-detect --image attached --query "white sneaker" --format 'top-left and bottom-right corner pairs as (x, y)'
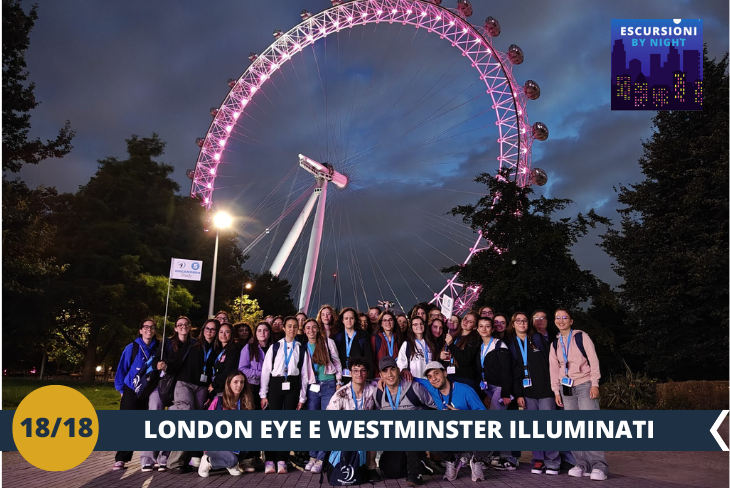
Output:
(305, 457), (316, 471)
(568, 466), (584, 478)
(470, 457), (485, 482)
(277, 461), (288, 474)
(590, 469), (607, 481)
(265, 461), (276, 474)
(227, 465), (243, 476)
(311, 460), (323, 474)
(198, 455), (212, 478)
(443, 461), (458, 481)
(190, 457), (201, 468)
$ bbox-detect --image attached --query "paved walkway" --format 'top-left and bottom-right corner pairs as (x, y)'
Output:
(2, 450), (728, 488)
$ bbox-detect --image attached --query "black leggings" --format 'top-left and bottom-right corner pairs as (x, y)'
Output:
(264, 376), (300, 463)
(115, 385), (148, 462)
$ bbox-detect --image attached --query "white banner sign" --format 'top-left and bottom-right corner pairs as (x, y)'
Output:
(440, 295), (454, 320)
(170, 258), (203, 281)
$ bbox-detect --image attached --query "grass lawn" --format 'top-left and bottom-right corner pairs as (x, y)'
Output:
(2, 379), (120, 410)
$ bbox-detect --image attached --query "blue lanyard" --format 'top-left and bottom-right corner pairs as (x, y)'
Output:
(384, 333), (395, 357)
(283, 341), (295, 379)
(385, 384), (402, 410)
(437, 381), (453, 409)
(345, 331), (355, 360)
(202, 345), (212, 374)
(216, 350), (225, 364)
(236, 399), (241, 410)
(517, 336), (529, 376)
(480, 338), (493, 380)
(416, 339), (429, 363)
(351, 384), (363, 410)
(140, 343), (154, 373)
(560, 331), (573, 377)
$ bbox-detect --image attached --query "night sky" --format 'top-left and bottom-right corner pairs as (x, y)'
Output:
(17, 0), (729, 315)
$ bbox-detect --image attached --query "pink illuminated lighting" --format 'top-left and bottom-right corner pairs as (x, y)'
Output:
(191, 0), (533, 312)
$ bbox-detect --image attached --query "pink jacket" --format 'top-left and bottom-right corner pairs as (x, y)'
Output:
(549, 329), (601, 395)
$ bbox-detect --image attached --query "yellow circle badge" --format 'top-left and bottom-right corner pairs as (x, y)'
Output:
(12, 385), (99, 471)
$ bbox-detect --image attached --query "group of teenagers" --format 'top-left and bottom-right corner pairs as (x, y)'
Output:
(113, 303), (609, 483)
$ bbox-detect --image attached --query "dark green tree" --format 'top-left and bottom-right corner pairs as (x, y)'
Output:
(245, 271), (297, 317)
(600, 48), (729, 380)
(49, 135), (246, 381)
(447, 167), (610, 315)
(2, 0), (74, 173)
(2, 0), (74, 372)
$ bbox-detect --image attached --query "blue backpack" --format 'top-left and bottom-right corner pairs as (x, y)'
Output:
(322, 451), (367, 486)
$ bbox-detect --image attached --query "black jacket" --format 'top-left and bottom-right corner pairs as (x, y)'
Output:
(476, 339), (514, 398)
(333, 329), (373, 370)
(506, 333), (553, 400)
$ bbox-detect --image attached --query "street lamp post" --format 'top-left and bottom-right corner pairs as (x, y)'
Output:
(208, 211), (232, 318)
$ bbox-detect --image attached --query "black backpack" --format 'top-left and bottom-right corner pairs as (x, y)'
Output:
(375, 383), (432, 409)
(551, 331), (590, 366)
(131, 341), (160, 399)
(321, 451), (367, 486)
(271, 340), (307, 372)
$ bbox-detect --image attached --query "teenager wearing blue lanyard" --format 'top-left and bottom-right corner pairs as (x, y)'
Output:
(506, 312), (559, 476)
(375, 356), (435, 486)
(371, 312), (402, 378)
(112, 318), (160, 471)
(207, 323), (242, 402)
(549, 308), (607, 481)
(416, 361), (488, 481)
(260, 317), (313, 474)
(199, 371), (254, 478)
(333, 307), (372, 385)
(303, 318), (343, 473)
(397, 316), (435, 379)
(160, 318), (218, 471)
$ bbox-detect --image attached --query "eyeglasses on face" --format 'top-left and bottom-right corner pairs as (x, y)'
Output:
(204, 327), (217, 332)
(382, 318), (394, 322)
(533, 317), (547, 321)
(351, 369), (368, 375)
(176, 323), (191, 328)
(555, 316), (570, 320)
(141, 325), (156, 330)
(494, 320), (507, 325)
(514, 319), (528, 324)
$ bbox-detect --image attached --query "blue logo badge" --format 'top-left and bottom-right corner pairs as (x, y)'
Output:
(611, 19), (703, 110)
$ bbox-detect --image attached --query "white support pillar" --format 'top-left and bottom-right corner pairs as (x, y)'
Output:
(299, 179), (328, 314)
(269, 188), (320, 276)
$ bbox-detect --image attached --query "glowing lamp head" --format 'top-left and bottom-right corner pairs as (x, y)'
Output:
(213, 211), (233, 229)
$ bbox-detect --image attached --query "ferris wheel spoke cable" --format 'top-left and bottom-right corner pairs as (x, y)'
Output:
(362, 238), (405, 313)
(345, 210), (368, 308)
(417, 210), (478, 244)
(386, 241), (432, 300)
(417, 207), (478, 233)
(421, 221), (473, 250)
(259, 166), (301, 273)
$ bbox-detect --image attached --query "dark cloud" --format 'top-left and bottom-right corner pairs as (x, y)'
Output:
(17, 0), (729, 313)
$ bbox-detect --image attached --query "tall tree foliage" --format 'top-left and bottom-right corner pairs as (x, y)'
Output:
(447, 167), (610, 315)
(49, 135), (247, 381)
(2, 0), (74, 173)
(2, 0), (74, 370)
(600, 48), (729, 379)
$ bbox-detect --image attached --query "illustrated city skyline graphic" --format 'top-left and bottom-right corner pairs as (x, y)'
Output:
(611, 40), (703, 111)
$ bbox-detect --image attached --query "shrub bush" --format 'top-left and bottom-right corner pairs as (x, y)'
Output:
(656, 381), (729, 410)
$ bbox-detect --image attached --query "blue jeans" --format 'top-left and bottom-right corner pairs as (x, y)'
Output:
(308, 379), (337, 460)
(206, 451), (247, 470)
(485, 384), (517, 465)
(560, 381), (608, 475)
(524, 397), (559, 470)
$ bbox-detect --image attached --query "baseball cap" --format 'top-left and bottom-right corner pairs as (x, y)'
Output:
(424, 361), (445, 375)
(378, 356), (398, 372)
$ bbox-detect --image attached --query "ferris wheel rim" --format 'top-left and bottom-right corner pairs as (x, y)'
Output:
(191, 0), (536, 314)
